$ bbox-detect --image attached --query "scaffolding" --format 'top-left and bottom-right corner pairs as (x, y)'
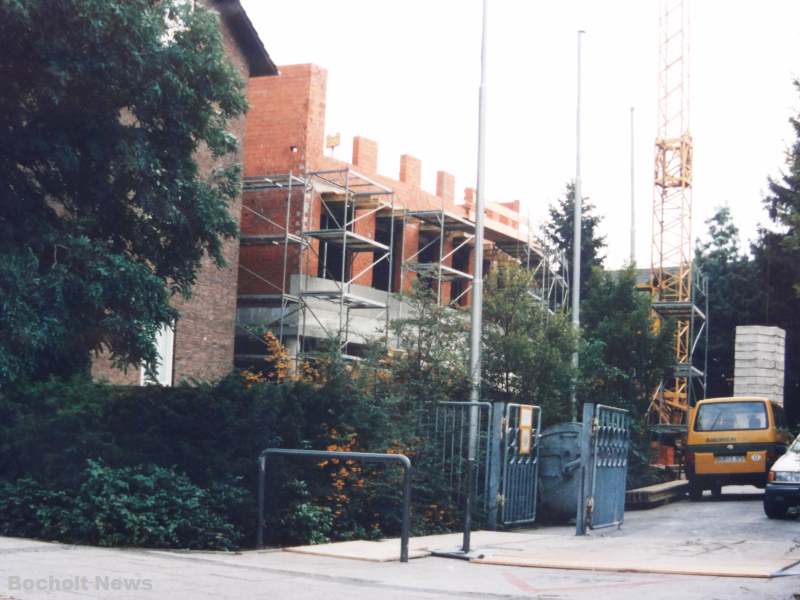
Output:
(301, 168), (395, 358)
(493, 227), (569, 314)
(236, 168), (396, 366)
(236, 169), (568, 370)
(400, 208), (475, 307)
(236, 173), (308, 364)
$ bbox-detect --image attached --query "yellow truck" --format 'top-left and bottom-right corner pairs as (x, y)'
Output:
(685, 397), (792, 500)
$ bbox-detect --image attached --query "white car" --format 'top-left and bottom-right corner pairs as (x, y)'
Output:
(764, 433), (800, 518)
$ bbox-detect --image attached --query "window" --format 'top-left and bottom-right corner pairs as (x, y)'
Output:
(140, 325), (175, 386)
(694, 401), (767, 432)
(773, 404), (788, 431)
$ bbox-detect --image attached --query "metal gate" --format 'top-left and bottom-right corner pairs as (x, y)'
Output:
(501, 403), (542, 525)
(429, 401), (495, 511)
(576, 403), (630, 535)
(426, 401), (541, 528)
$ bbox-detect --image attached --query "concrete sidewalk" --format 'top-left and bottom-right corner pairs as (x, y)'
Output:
(1, 487), (799, 599)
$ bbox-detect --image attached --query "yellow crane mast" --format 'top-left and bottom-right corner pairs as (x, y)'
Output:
(648, 0), (707, 428)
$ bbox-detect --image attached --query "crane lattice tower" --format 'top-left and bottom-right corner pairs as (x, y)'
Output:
(649, 0), (706, 425)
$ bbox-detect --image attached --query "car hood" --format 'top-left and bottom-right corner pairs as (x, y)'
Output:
(772, 450), (800, 472)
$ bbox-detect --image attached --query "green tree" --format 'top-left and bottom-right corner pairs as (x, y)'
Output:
(578, 266), (673, 485)
(764, 79), (800, 282)
(745, 78), (800, 424)
(749, 229), (800, 424)
(694, 207), (762, 398)
(390, 281), (470, 408)
(0, 0), (247, 385)
(482, 263), (576, 425)
(544, 181), (606, 302)
(578, 267), (672, 416)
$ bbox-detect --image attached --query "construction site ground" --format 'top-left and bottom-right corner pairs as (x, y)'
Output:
(1, 486), (799, 600)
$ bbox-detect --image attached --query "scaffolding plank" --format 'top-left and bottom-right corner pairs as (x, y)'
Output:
(302, 290), (387, 309)
(237, 293), (301, 306)
(406, 262), (473, 281)
(652, 301), (705, 320)
(405, 209), (475, 232)
(243, 174), (306, 190)
(304, 229), (389, 252)
(240, 233), (305, 246)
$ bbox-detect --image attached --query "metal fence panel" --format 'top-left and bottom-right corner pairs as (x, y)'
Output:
(501, 403), (542, 525)
(429, 401), (494, 511)
(576, 403), (630, 534)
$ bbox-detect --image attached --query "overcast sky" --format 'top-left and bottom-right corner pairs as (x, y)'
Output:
(242, 0), (800, 268)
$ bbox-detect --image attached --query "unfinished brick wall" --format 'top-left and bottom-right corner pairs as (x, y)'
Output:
(240, 63), (529, 307)
(245, 64), (327, 175)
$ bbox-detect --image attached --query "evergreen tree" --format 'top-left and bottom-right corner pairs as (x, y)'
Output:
(482, 263), (576, 425)
(765, 79), (800, 279)
(578, 266), (673, 485)
(544, 182), (606, 303)
(694, 208), (762, 398)
(578, 267), (672, 417)
(750, 230), (800, 424)
(0, 0), (247, 385)
(746, 78), (800, 424)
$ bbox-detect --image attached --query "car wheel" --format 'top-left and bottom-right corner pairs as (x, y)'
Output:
(764, 499), (789, 519)
(688, 481), (703, 501)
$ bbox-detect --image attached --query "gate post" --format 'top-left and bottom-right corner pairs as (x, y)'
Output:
(576, 402), (594, 536)
(486, 402), (505, 529)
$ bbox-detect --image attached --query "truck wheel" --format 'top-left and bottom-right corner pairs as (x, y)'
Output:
(688, 481), (703, 501)
(764, 499), (788, 519)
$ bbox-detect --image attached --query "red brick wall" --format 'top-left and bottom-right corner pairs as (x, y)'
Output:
(245, 64), (327, 175)
(352, 137), (378, 174)
(239, 63), (530, 311)
(400, 155), (421, 187)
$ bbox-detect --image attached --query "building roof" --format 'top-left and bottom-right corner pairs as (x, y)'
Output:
(213, 0), (277, 77)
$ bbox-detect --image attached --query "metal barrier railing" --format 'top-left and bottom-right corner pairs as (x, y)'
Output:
(257, 448), (413, 562)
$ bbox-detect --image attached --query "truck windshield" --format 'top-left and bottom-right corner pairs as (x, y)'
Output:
(695, 401), (768, 432)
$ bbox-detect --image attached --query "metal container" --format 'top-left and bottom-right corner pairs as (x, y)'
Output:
(538, 422), (582, 521)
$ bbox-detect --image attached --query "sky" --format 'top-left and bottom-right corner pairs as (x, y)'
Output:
(241, 0), (800, 268)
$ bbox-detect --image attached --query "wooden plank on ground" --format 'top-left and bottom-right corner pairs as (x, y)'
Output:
(473, 552), (797, 579)
(626, 480), (688, 509)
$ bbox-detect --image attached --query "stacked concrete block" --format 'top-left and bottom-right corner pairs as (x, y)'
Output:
(733, 326), (786, 406)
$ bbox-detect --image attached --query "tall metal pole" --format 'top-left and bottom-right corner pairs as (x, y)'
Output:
(570, 30), (585, 422)
(463, 0), (488, 555)
(630, 106), (636, 265)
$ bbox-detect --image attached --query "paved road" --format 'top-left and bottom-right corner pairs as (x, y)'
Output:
(1, 486), (799, 600)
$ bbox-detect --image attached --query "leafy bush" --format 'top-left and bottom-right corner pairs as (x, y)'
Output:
(0, 478), (73, 540)
(272, 480), (333, 546)
(0, 461), (244, 550)
(70, 460), (244, 549)
(0, 364), (444, 549)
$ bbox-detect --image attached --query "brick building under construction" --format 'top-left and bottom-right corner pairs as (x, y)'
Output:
(236, 64), (566, 365)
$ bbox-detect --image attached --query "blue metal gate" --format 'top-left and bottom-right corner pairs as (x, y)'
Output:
(501, 403), (542, 525)
(576, 403), (630, 534)
(430, 401), (494, 512)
